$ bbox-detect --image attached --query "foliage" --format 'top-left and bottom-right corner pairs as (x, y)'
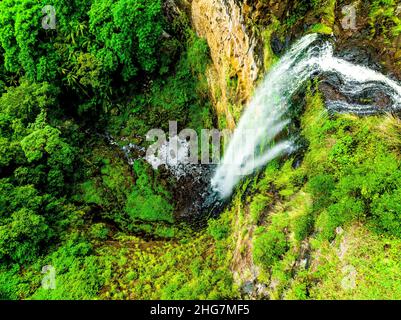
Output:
(0, 0), (169, 114)
(249, 194), (271, 224)
(110, 32), (212, 138)
(30, 235), (107, 300)
(253, 227), (288, 268)
(308, 23), (333, 35)
(208, 218), (230, 241)
(306, 225), (401, 299)
(232, 83), (401, 299)
(125, 161), (174, 223)
(98, 232), (235, 300)
(88, 0), (163, 80)
(369, 0), (401, 38)
(0, 0), (216, 300)
(90, 223), (110, 240)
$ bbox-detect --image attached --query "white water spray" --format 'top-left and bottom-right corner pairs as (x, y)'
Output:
(211, 33), (401, 199)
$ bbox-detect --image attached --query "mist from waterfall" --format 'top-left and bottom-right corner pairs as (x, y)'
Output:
(211, 33), (401, 199)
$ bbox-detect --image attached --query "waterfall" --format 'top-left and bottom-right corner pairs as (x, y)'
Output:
(211, 33), (401, 199)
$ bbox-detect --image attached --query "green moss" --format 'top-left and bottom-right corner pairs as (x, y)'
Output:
(308, 23), (333, 35)
(80, 180), (104, 206)
(90, 223), (109, 240)
(97, 230), (235, 299)
(306, 225), (401, 299)
(249, 194), (272, 224)
(261, 16), (281, 72)
(125, 161), (174, 223)
(253, 226), (288, 269)
(369, 0), (401, 39)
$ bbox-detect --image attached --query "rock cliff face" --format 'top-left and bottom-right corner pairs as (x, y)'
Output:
(191, 0), (263, 129)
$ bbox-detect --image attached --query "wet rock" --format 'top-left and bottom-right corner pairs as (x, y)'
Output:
(294, 240), (311, 271)
(242, 281), (255, 296)
(336, 226), (344, 235)
(335, 47), (382, 72)
(173, 164), (224, 226)
(319, 58), (396, 115)
(191, 0), (263, 128)
(271, 33), (284, 56)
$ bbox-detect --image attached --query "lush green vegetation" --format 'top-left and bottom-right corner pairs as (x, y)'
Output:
(369, 0), (401, 38)
(0, 0), (219, 299)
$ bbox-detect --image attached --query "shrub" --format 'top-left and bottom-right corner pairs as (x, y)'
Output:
(250, 194), (271, 224)
(125, 161), (173, 223)
(253, 227), (288, 268)
(292, 213), (313, 242)
(307, 174), (335, 210)
(371, 189), (401, 236)
(208, 218), (230, 241)
(90, 223), (109, 240)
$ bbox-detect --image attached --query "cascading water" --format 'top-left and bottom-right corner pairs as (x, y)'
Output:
(211, 33), (401, 199)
